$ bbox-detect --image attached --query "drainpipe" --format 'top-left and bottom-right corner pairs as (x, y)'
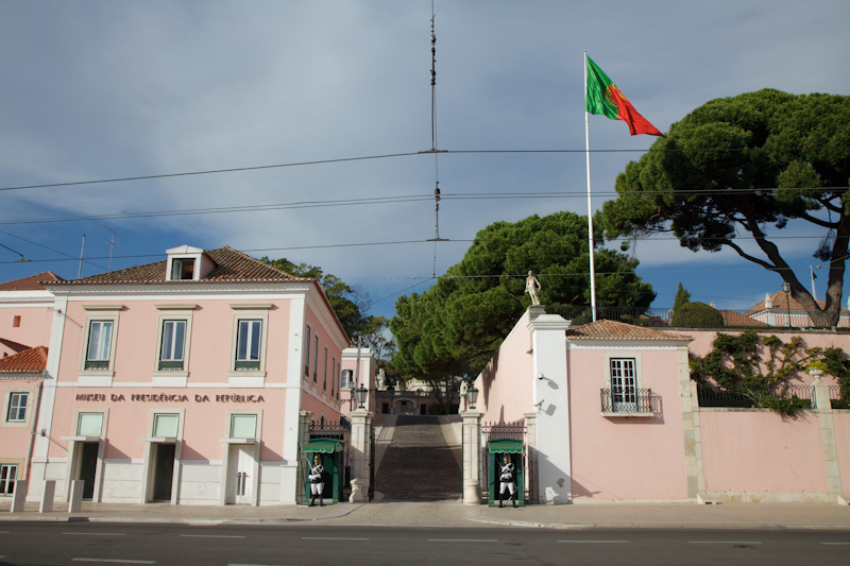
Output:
(24, 378), (45, 486)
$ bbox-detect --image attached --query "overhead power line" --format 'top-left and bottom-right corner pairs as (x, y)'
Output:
(1, 146), (840, 193)
(1, 187), (845, 227)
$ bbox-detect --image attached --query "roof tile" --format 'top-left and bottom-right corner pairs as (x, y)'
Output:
(566, 319), (692, 341)
(0, 271), (64, 291)
(47, 247), (308, 285)
(0, 345), (48, 374)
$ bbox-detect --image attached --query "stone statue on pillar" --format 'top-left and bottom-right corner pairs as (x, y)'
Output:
(525, 271), (541, 305)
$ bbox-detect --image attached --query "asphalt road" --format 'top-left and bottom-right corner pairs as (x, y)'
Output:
(1, 522), (848, 565)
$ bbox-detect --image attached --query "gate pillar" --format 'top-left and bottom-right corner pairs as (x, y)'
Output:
(462, 410), (483, 504)
(297, 411), (312, 504)
(349, 408), (373, 502)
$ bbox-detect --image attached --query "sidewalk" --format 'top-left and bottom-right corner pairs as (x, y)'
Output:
(2, 499), (848, 530)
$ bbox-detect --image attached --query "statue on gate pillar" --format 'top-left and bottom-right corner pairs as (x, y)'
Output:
(525, 271), (541, 306)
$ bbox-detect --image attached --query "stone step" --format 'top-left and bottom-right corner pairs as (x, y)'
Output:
(374, 415), (462, 501)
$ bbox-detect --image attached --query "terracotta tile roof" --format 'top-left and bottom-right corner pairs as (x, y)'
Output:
(0, 345), (48, 374)
(719, 310), (770, 327)
(0, 337), (31, 353)
(747, 291), (849, 315)
(566, 319), (693, 342)
(47, 246), (309, 285)
(0, 271), (63, 291)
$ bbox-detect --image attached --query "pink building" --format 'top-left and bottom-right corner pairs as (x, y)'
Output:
(473, 306), (850, 504)
(0, 346), (48, 498)
(18, 245), (349, 506)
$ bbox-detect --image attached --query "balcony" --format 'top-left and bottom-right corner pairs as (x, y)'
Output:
(599, 388), (660, 417)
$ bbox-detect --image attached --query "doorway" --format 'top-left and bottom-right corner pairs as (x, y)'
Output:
(78, 442), (99, 500)
(152, 444), (176, 502)
(225, 444), (254, 504)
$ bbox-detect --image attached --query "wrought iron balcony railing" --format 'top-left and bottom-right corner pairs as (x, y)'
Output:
(599, 388), (658, 415)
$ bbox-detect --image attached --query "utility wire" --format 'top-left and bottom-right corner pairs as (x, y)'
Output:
(1, 146), (838, 194)
(2, 186), (844, 227)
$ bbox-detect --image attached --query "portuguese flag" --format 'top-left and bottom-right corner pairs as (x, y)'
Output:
(586, 56), (663, 137)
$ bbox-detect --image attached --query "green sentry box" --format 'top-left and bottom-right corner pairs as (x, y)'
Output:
(488, 438), (525, 507)
(301, 438), (344, 505)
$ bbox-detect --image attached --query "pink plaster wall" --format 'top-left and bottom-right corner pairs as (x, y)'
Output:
(476, 311), (533, 424)
(568, 347), (689, 500)
(56, 299), (293, 384)
(0, 379), (41, 458)
(49, 388), (287, 462)
(0, 305), (53, 350)
(832, 412), (850, 493)
(303, 307), (346, 402)
(699, 411), (827, 494)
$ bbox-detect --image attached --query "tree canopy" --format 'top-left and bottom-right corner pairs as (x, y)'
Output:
(261, 257), (389, 351)
(390, 211), (656, 380)
(602, 89), (850, 326)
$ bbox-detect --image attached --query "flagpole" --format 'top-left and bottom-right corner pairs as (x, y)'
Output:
(584, 50), (598, 322)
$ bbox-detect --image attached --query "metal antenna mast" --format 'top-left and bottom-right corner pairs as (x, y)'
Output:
(103, 223), (125, 271)
(423, 1), (447, 278)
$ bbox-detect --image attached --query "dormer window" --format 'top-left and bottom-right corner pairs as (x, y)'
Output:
(165, 245), (211, 281)
(171, 258), (196, 280)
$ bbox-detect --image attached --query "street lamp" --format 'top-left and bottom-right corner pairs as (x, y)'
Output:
(467, 386), (479, 410)
(782, 281), (792, 328)
(355, 384), (368, 409)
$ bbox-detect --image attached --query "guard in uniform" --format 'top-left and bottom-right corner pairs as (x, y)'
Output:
(498, 454), (517, 507)
(309, 454), (324, 507)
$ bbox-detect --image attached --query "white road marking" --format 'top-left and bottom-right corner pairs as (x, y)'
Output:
(71, 559), (155, 564)
(428, 538), (498, 543)
(821, 542), (850, 545)
(179, 534), (245, 539)
(689, 541), (762, 545)
(559, 540), (630, 544)
(63, 532), (126, 536)
(301, 537), (370, 540)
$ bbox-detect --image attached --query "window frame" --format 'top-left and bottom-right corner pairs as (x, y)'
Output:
(229, 304), (270, 377)
(312, 334), (319, 383)
(2, 388), (34, 428)
(323, 347), (328, 391)
(79, 305), (122, 376)
(5, 392), (28, 423)
(0, 463), (18, 496)
(602, 353), (652, 416)
(305, 325), (311, 378)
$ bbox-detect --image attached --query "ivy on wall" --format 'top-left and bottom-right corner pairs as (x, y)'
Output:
(689, 331), (835, 417)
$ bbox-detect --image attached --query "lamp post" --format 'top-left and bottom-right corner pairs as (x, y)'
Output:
(782, 281), (792, 328)
(467, 386), (479, 410)
(355, 384), (368, 410)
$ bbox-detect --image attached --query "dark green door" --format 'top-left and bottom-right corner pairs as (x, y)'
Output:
(152, 444), (175, 501)
(79, 442), (99, 500)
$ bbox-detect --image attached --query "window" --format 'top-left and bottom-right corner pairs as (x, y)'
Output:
(85, 320), (113, 370)
(323, 348), (328, 391)
(235, 320), (262, 371)
(305, 326), (311, 377)
(12, 315), (21, 328)
(170, 258), (195, 280)
(153, 414), (179, 437)
(610, 358), (637, 412)
(331, 357), (337, 397)
(230, 414), (257, 438)
(78, 413), (104, 436)
(159, 320), (186, 371)
(0, 464), (17, 496)
(228, 304), (270, 379)
(313, 334), (319, 383)
(341, 369), (353, 390)
(5, 393), (28, 423)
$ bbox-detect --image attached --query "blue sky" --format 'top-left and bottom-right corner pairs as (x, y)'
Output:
(2, 1), (849, 323)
